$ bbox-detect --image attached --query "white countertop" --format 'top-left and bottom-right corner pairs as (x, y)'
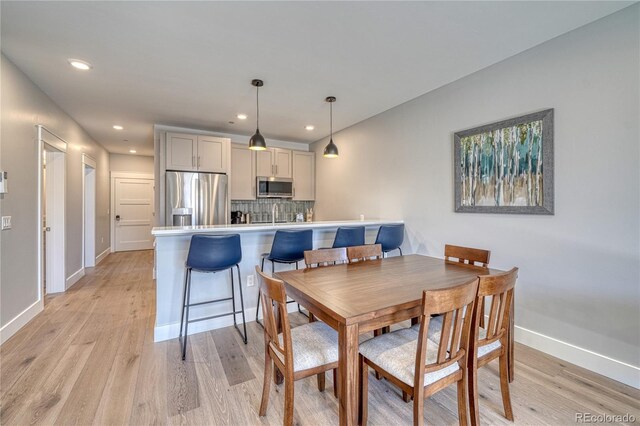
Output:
(151, 219), (403, 237)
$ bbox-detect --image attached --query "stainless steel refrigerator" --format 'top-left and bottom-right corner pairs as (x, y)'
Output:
(165, 171), (228, 226)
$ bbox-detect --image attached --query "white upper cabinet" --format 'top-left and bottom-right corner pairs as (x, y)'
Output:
(255, 147), (292, 178)
(166, 132), (197, 171)
(197, 135), (228, 173)
(255, 149), (275, 177)
(292, 151), (315, 200)
(165, 132), (229, 173)
(230, 144), (256, 200)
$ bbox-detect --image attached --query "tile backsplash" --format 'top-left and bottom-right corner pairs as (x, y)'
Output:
(231, 199), (315, 223)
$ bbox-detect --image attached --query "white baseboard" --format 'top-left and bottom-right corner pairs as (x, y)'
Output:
(515, 325), (640, 389)
(154, 303), (299, 342)
(95, 247), (110, 265)
(0, 300), (43, 345)
(65, 268), (85, 290)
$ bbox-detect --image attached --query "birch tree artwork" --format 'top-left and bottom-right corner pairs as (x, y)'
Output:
(454, 109), (554, 215)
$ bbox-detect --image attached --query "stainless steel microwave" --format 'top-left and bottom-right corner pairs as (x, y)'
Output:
(257, 176), (294, 198)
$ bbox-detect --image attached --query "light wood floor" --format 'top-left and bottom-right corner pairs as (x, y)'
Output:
(1, 251), (638, 425)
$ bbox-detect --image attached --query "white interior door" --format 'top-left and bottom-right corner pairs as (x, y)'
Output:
(114, 177), (154, 251)
(43, 147), (66, 293)
(83, 161), (96, 267)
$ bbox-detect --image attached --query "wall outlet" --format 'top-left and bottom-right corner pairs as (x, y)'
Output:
(1, 216), (11, 230)
(247, 274), (255, 287)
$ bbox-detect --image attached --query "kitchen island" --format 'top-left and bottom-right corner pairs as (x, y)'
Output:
(151, 219), (404, 341)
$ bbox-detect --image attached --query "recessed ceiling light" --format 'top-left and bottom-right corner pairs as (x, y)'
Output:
(129, 149), (137, 154)
(305, 125), (315, 131)
(237, 114), (247, 120)
(113, 125), (123, 130)
(68, 58), (92, 70)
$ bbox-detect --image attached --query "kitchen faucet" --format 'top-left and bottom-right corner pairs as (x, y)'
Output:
(271, 203), (278, 225)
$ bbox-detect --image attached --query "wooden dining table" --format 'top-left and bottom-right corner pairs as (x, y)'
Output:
(275, 254), (513, 426)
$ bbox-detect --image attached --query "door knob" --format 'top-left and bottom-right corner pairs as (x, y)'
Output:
(116, 215), (121, 221)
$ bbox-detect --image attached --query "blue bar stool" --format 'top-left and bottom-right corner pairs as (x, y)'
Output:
(179, 234), (247, 360)
(332, 226), (365, 248)
(255, 229), (313, 325)
(374, 224), (405, 256)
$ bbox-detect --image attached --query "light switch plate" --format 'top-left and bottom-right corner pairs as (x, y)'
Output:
(1, 216), (11, 230)
(247, 275), (255, 287)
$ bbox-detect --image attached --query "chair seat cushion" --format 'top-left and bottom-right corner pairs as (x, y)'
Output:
(274, 321), (339, 372)
(419, 316), (501, 358)
(359, 327), (459, 387)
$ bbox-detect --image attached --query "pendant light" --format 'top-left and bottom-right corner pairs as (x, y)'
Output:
(249, 79), (267, 151)
(323, 96), (339, 158)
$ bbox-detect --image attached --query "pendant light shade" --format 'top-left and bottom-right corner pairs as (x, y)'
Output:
(323, 96), (339, 158)
(249, 79), (267, 151)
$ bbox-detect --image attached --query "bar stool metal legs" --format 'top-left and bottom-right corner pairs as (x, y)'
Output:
(255, 259), (306, 327)
(179, 264), (247, 361)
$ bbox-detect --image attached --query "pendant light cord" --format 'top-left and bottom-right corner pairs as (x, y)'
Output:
(330, 101), (333, 138)
(256, 86), (260, 129)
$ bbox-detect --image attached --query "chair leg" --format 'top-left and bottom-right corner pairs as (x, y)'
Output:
(457, 372), (469, 426)
(317, 371), (325, 392)
(402, 391), (411, 403)
(499, 354), (514, 421)
(181, 269), (192, 361)
(413, 386), (424, 426)
(333, 368), (339, 398)
(468, 351), (480, 426)
(234, 265), (248, 344)
(359, 356), (368, 425)
(179, 268), (189, 341)
(256, 259), (266, 327)
(398, 247), (403, 256)
(284, 375), (294, 426)
(259, 348), (273, 417)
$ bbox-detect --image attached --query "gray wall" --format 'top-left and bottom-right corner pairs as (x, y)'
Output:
(312, 7), (639, 369)
(0, 54), (110, 328)
(110, 153), (154, 173)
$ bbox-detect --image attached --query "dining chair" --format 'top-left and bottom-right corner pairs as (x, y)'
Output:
(444, 244), (491, 328)
(255, 266), (339, 426)
(444, 244), (491, 267)
(346, 244), (382, 263)
(467, 268), (518, 425)
(374, 224), (404, 256)
(304, 247), (349, 268)
(358, 279), (479, 426)
(303, 247), (348, 396)
(256, 229), (313, 326)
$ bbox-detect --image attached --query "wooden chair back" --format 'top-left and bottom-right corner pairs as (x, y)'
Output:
(304, 247), (348, 268)
(255, 266), (293, 370)
(414, 279), (478, 387)
(346, 244), (383, 263)
(474, 268), (518, 348)
(444, 244), (491, 267)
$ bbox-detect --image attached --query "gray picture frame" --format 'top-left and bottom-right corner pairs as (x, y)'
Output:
(454, 109), (554, 215)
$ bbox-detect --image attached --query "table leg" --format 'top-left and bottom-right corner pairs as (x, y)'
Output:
(508, 295), (515, 383)
(338, 323), (359, 426)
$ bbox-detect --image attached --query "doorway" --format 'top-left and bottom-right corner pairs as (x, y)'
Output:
(38, 126), (67, 296)
(110, 173), (154, 252)
(83, 155), (96, 268)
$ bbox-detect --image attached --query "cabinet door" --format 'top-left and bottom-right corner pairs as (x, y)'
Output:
(292, 151), (315, 200)
(197, 135), (228, 173)
(166, 132), (197, 171)
(230, 144), (256, 200)
(256, 149), (275, 177)
(274, 148), (293, 178)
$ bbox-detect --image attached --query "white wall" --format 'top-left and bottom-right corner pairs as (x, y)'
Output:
(312, 6), (639, 386)
(110, 153), (154, 173)
(0, 54), (110, 341)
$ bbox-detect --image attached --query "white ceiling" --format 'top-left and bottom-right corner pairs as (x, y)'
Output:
(1, 1), (633, 156)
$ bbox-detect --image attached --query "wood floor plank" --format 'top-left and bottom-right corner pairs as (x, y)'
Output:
(211, 327), (256, 386)
(2, 250), (638, 426)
